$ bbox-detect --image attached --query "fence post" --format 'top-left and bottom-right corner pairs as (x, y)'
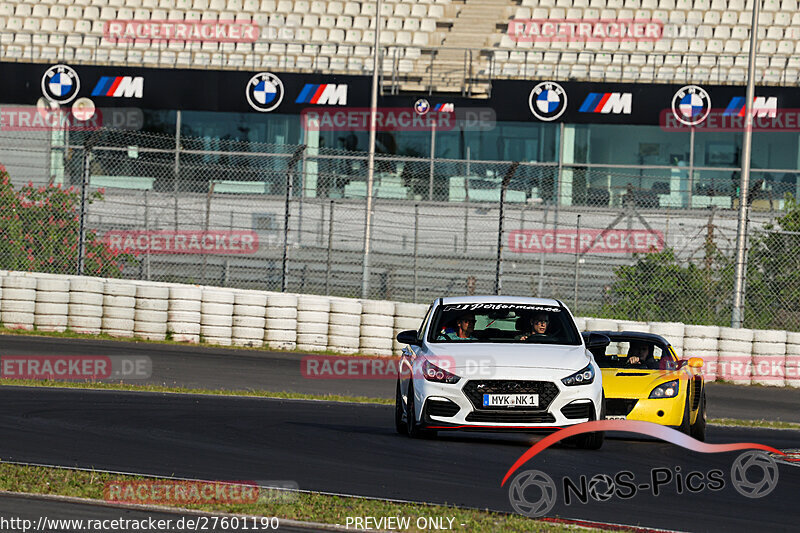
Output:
(413, 203), (419, 303)
(144, 190), (151, 281)
(283, 145), (306, 292)
(495, 162), (519, 295)
(202, 182), (214, 283)
(76, 147), (91, 276)
(326, 200), (334, 296)
(428, 123), (436, 201)
(573, 214), (581, 312)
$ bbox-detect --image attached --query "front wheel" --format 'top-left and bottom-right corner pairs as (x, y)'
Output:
(690, 392), (707, 442)
(406, 382), (436, 439)
(570, 395), (604, 450)
(394, 380), (407, 435)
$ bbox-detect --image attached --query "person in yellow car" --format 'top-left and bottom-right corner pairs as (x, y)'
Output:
(627, 341), (657, 369)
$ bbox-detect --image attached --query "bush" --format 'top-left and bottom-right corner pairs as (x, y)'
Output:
(0, 166), (133, 276)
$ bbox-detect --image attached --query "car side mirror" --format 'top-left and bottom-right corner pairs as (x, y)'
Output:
(687, 357), (704, 368)
(586, 333), (611, 349)
(396, 330), (420, 346)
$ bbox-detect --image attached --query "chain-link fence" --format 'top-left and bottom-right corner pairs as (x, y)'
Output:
(1, 126), (797, 331)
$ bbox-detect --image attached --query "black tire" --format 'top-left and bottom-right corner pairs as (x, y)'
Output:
(690, 392), (707, 442)
(406, 382), (436, 439)
(679, 390), (692, 435)
(573, 394), (605, 450)
(395, 380), (407, 435)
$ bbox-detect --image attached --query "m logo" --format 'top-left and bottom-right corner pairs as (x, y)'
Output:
(92, 76), (144, 98)
(579, 93), (632, 114)
(723, 96), (778, 118)
(434, 103), (455, 112)
(295, 84), (348, 105)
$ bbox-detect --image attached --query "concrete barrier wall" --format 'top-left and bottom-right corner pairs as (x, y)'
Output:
(0, 270), (796, 387)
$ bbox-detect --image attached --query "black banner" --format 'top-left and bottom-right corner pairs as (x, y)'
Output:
(0, 62), (371, 114)
(3, 62), (800, 127)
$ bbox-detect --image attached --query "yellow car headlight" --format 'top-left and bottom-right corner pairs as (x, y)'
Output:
(649, 379), (679, 399)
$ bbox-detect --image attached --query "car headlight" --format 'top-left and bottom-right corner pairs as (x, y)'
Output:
(422, 360), (460, 384)
(561, 364), (595, 386)
(649, 380), (679, 399)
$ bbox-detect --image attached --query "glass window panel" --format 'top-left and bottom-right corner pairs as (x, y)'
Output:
(573, 124), (690, 166)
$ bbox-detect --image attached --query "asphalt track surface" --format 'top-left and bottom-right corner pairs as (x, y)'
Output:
(2, 334), (800, 423)
(1, 334), (800, 532)
(1, 386), (799, 533)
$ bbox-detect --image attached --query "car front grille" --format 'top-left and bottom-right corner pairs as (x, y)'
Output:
(426, 399), (460, 418)
(462, 380), (559, 411)
(606, 398), (639, 416)
(465, 411), (556, 423)
(561, 402), (594, 420)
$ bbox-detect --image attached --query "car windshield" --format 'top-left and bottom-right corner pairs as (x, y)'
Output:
(588, 338), (678, 370)
(429, 303), (581, 345)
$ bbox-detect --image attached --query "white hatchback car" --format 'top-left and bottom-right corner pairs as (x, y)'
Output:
(395, 296), (607, 448)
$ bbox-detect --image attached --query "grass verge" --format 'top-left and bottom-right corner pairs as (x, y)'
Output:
(708, 418), (800, 430)
(0, 326), (363, 357)
(0, 463), (595, 533)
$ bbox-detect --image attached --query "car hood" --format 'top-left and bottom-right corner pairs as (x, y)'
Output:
(424, 343), (591, 373)
(601, 368), (681, 398)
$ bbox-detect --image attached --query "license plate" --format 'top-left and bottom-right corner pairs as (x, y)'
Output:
(606, 415), (627, 420)
(482, 394), (539, 407)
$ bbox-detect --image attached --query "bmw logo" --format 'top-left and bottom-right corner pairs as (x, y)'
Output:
(41, 64), (80, 104)
(414, 99), (430, 115)
(246, 72), (284, 112)
(671, 85), (711, 126)
(529, 82), (567, 122)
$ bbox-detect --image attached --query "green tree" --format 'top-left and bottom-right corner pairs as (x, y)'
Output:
(744, 193), (800, 329)
(607, 248), (729, 325)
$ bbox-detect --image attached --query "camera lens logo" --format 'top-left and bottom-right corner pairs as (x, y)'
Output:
(731, 451), (779, 499)
(246, 72), (284, 113)
(529, 82), (567, 122)
(587, 473), (615, 501)
(507, 469), (557, 517)
(671, 85), (711, 126)
(41, 64), (80, 104)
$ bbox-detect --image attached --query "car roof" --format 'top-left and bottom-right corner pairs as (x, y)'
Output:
(582, 330), (671, 346)
(439, 295), (562, 306)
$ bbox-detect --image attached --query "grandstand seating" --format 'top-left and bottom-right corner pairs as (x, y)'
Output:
(0, 0), (798, 88)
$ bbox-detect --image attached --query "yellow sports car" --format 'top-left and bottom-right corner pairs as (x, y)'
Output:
(582, 331), (707, 441)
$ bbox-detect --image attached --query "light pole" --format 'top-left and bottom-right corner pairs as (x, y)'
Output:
(731, 0), (761, 327)
(361, 0), (382, 299)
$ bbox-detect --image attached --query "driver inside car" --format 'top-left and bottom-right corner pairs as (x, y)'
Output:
(627, 341), (657, 369)
(516, 312), (550, 341)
